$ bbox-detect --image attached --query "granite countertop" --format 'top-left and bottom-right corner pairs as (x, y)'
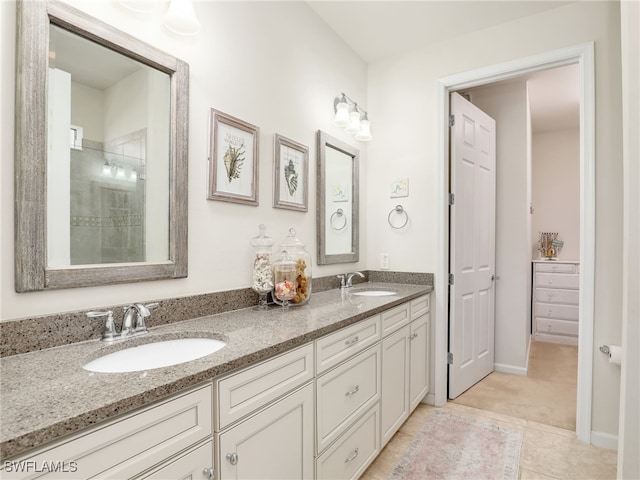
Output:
(0, 282), (430, 460)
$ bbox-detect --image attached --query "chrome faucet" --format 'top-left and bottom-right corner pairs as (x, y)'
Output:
(87, 302), (158, 342)
(346, 271), (365, 288)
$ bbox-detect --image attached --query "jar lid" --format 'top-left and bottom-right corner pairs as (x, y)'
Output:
(250, 224), (274, 248)
(279, 227), (305, 249)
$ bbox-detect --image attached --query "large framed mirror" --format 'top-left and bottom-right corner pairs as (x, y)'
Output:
(15, 0), (189, 292)
(317, 131), (359, 265)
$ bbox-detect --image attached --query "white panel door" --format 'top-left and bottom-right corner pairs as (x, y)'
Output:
(448, 92), (496, 399)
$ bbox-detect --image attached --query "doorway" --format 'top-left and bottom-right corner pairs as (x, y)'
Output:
(434, 42), (595, 443)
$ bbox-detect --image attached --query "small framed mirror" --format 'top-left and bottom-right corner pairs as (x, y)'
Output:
(15, 0), (189, 291)
(316, 131), (359, 265)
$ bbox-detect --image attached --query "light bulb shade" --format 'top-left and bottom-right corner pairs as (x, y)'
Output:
(116, 167), (126, 179)
(164, 0), (201, 36)
(344, 110), (361, 134)
(355, 119), (372, 141)
(333, 100), (350, 127)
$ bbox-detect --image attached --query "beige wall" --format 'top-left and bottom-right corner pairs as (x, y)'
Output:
(619, 0), (639, 476)
(532, 128), (581, 260)
(366, 1), (622, 438)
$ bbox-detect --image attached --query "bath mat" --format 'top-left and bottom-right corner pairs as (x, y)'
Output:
(387, 411), (522, 480)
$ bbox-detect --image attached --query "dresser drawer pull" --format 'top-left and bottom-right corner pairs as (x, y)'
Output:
(345, 385), (360, 397)
(226, 453), (239, 465)
(410, 332), (418, 340)
(344, 448), (359, 463)
(344, 336), (360, 347)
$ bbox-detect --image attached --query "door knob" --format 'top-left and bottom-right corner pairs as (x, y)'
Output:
(226, 453), (239, 465)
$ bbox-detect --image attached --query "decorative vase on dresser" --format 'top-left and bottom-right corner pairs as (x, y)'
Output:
(532, 260), (580, 345)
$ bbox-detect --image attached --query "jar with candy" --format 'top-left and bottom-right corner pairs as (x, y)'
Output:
(273, 251), (297, 308)
(249, 224), (274, 309)
(273, 228), (312, 306)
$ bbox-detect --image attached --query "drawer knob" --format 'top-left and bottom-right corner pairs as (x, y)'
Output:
(226, 453), (239, 465)
(203, 467), (215, 479)
(345, 385), (360, 397)
(345, 336), (360, 347)
(345, 448), (359, 464)
(410, 332), (418, 340)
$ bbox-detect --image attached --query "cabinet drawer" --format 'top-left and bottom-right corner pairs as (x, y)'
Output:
(317, 345), (381, 453)
(535, 287), (579, 305)
(381, 303), (410, 336)
(535, 273), (579, 289)
(140, 440), (213, 479)
(316, 315), (380, 374)
(3, 383), (213, 480)
(410, 295), (430, 320)
(316, 405), (380, 480)
(535, 303), (579, 321)
(216, 344), (314, 431)
(536, 318), (579, 337)
(535, 262), (577, 273)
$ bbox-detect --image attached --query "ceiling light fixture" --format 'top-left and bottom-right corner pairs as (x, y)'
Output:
(332, 93), (372, 142)
(164, 0), (201, 36)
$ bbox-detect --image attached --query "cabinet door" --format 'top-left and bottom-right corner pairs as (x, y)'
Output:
(218, 383), (314, 480)
(380, 325), (410, 446)
(141, 441), (213, 479)
(409, 314), (429, 411)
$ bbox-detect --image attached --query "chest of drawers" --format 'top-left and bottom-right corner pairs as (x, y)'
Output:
(532, 261), (580, 345)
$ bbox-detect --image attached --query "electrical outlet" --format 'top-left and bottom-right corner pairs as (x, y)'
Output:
(381, 253), (390, 270)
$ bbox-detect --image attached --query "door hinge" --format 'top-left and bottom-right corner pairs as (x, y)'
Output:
(448, 273), (454, 285)
(448, 352), (453, 364)
(449, 114), (455, 127)
(448, 193), (455, 205)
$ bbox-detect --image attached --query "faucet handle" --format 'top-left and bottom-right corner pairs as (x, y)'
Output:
(133, 303), (158, 332)
(143, 302), (159, 312)
(87, 310), (116, 341)
(336, 274), (346, 289)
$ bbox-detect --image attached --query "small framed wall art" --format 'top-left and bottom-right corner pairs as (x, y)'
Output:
(208, 109), (259, 205)
(273, 134), (308, 212)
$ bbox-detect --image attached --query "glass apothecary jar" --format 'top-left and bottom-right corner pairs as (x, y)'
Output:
(273, 251), (297, 308)
(250, 224), (274, 309)
(273, 228), (312, 306)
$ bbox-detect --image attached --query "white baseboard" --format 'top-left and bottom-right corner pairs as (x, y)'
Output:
(494, 363), (527, 376)
(423, 392), (436, 406)
(590, 431), (618, 450)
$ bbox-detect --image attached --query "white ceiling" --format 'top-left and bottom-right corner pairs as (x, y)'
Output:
(306, 0), (579, 132)
(306, 1), (573, 64)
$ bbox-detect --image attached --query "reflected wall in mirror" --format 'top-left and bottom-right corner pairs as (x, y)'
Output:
(316, 131), (359, 265)
(15, 0), (189, 291)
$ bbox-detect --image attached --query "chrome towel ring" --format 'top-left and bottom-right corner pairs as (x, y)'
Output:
(330, 208), (348, 230)
(388, 205), (409, 229)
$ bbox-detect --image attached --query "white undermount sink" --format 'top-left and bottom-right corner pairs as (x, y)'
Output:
(350, 288), (398, 297)
(83, 338), (227, 373)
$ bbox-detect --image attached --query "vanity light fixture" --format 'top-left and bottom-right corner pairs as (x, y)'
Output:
(164, 0), (201, 36)
(332, 93), (372, 142)
(102, 160), (113, 177)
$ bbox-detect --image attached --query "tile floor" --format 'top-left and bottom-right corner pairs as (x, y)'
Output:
(361, 342), (618, 480)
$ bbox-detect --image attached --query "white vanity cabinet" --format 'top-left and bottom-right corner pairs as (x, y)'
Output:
(1, 383), (214, 480)
(214, 344), (315, 480)
(532, 261), (580, 345)
(380, 295), (430, 447)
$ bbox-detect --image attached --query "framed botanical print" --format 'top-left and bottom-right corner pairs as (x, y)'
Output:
(208, 109), (259, 205)
(273, 134), (308, 212)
